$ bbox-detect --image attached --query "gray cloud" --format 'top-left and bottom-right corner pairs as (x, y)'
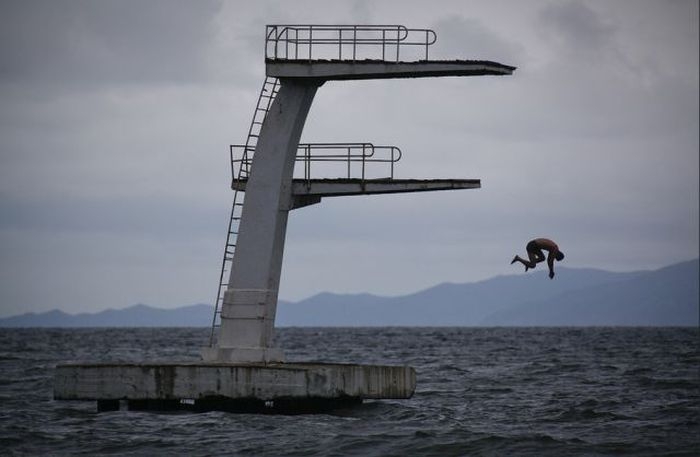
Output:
(538, 0), (617, 59)
(431, 15), (526, 64)
(0, 0), (222, 85)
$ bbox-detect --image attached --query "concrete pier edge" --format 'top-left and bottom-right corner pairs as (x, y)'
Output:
(54, 361), (416, 413)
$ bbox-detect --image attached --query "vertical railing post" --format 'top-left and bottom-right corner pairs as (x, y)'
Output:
(294, 28), (299, 60)
(230, 145), (235, 183)
(395, 26), (400, 62)
(382, 29), (386, 61)
(338, 28), (342, 60)
(308, 26), (313, 61)
(352, 26), (357, 61)
(426, 30), (430, 60)
(361, 144), (366, 182)
(391, 147), (395, 178)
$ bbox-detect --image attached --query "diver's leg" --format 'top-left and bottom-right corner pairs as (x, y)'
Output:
(527, 250), (542, 268)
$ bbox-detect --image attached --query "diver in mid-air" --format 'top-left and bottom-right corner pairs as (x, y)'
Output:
(511, 238), (565, 279)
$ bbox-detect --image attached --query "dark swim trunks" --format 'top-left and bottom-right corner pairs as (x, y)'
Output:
(526, 240), (540, 253)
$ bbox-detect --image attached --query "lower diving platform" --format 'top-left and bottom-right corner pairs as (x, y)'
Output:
(235, 177), (480, 198)
(231, 143), (480, 208)
(235, 178), (480, 208)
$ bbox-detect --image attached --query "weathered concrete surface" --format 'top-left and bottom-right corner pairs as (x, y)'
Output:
(208, 80), (320, 363)
(54, 362), (416, 401)
(266, 59), (516, 80)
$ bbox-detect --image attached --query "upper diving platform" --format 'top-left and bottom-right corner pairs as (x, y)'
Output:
(265, 25), (516, 80)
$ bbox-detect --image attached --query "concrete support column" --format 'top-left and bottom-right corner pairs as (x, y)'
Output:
(202, 79), (319, 363)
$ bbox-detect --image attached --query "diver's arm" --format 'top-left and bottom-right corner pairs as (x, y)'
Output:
(547, 253), (555, 279)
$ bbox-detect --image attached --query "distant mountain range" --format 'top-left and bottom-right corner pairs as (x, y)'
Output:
(278, 259), (698, 327)
(0, 303), (214, 328)
(1, 259), (697, 327)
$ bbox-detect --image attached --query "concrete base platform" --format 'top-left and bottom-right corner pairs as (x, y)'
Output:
(54, 362), (416, 413)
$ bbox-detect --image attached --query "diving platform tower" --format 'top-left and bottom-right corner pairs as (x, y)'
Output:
(202, 25), (514, 363)
(54, 25), (514, 412)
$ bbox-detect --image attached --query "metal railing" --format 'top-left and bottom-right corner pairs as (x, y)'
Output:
(230, 143), (402, 185)
(265, 25), (436, 62)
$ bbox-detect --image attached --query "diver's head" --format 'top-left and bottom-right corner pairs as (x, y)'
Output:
(555, 251), (565, 262)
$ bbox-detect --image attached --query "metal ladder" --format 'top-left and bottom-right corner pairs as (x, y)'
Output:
(208, 76), (280, 347)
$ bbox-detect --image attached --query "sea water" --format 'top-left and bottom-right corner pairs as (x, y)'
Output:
(0, 327), (697, 456)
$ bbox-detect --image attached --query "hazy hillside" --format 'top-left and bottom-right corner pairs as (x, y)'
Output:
(482, 259), (699, 326)
(275, 267), (648, 326)
(1, 260), (696, 327)
(0, 304), (213, 327)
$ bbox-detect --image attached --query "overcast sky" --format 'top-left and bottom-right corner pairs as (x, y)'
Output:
(1, 0), (698, 316)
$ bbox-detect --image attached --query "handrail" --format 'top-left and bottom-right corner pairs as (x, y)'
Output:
(230, 143), (402, 185)
(265, 25), (436, 62)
